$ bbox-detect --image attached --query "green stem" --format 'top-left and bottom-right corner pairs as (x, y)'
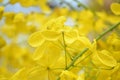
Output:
(96, 22), (120, 41)
(57, 22), (120, 80)
(62, 32), (67, 69)
(65, 22), (120, 70)
(76, 52), (92, 65)
(66, 48), (89, 70)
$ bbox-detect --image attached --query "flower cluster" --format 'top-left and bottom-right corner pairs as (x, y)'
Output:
(0, 0), (120, 80)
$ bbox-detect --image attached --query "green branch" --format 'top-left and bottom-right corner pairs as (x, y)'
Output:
(57, 22), (120, 80)
(66, 48), (89, 70)
(65, 22), (120, 70)
(96, 22), (120, 41)
(62, 32), (68, 69)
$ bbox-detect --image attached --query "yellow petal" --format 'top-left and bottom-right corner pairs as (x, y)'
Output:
(64, 30), (79, 44)
(97, 63), (119, 80)
(34, 42), (62, 66)
(111, 3), (120, 15)
(28, 31), (44, 47)
(67, 36), (91, 56)
(10, 68), (26, 80)
(41, 30), (61, 41)
(60, 70), (77, 80)
(33, 41), (50, 60)
(92, 50), (117, 69)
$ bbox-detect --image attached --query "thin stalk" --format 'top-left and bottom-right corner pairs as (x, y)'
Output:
(62, 32), (67, 69)
(66, 48), (89, 70)
(57, 22), (120, 80)
(96, 22), (120, 41)
(65, 22), (120, 70)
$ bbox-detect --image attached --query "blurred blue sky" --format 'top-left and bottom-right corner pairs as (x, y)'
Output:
(0, 0), (40, 14)
(0, 0), (87, 14)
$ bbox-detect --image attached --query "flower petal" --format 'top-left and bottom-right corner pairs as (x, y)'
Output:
(92, 50), (117, 69)
(41, 30), (61, 41)
(111, 3), (120, 15)
(28, 31), (44, 47)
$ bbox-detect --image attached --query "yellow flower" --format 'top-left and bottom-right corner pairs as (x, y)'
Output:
(111, 3), (120, 15)
(92, 50), (117, 69)
(2, 43), (32, 68)
(10, 42), (64, 80)
(28, 16), (67, 47)
(60, 70), (77, 80)
(94, 19), (107, 32)
(41, 30), (61, 41)
(1, 24), (17, 38)
(66, 35), (91, 56)
(3, 12), (15, 25)
(28, 31), (45, 47)
(13, 13), (25, 24)
(97, 63), (120, 80)
(41, 16), (66, 31)
(106, 33), (120, 62)
(107, 33), (120, 51)
(0, 67), (12, 80)
(28, 30), (61, 47)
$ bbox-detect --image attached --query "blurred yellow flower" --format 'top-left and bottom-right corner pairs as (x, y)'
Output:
(111, 3), (120, 15)
(92, 50), (117, 69)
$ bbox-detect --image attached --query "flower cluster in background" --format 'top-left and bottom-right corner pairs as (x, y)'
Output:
(0, 0), (120, 80)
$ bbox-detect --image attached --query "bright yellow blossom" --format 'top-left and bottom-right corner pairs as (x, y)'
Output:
(0, 1), (120, 80)
(92, 50), (117, 69)
(60, 70), (78, 80)
(111, 3), (120, 15)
